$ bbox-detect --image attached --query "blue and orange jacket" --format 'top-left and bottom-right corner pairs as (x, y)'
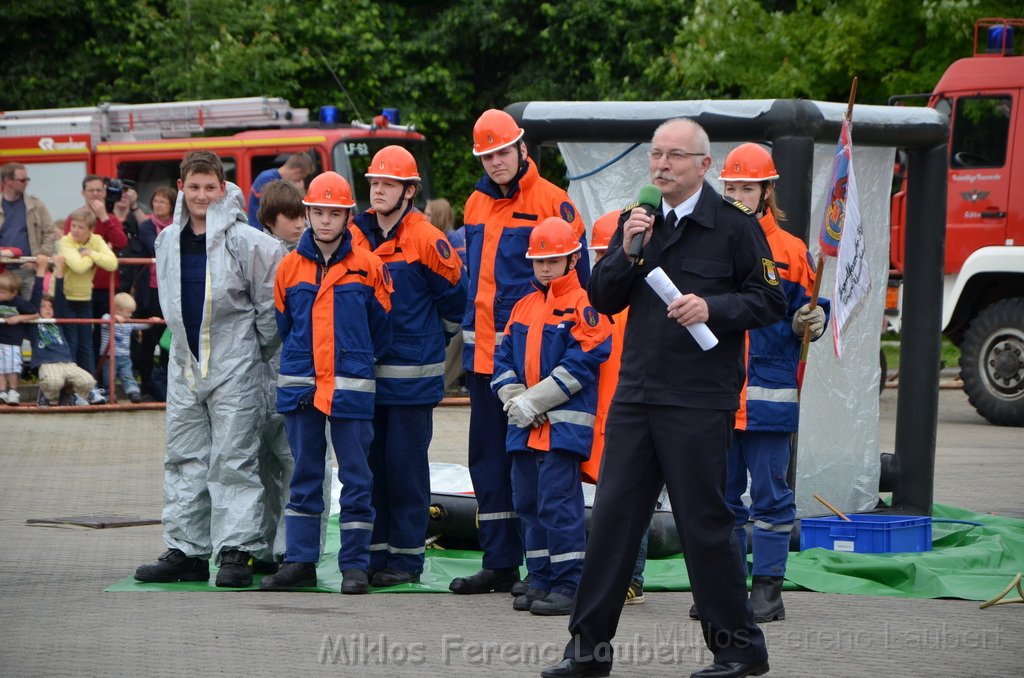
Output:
(492, 269), (611, 457)
(274, 227), (393, 419)
(737, 211), (830, 432)
(462, 159), (589, 375)
(350, 207), (466, 405)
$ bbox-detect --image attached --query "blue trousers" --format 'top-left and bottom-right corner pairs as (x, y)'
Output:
(64, 299), (95, 375)
(101, 354), (140, 396)
(283, 405), (374, 571)
(725, 429), (796, 577)
(511, 449), (585, 597)
(467, 371), (523, 569)
(369, 403), (432, 574)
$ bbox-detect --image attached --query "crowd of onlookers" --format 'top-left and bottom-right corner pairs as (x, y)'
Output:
(0, 162), (172, 405)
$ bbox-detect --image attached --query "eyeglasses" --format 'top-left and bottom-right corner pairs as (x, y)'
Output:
(9, 176), (30, 183)
(647, 150), (706, 163)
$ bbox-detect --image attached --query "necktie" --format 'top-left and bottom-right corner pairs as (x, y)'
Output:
(664, 210), (678, 229)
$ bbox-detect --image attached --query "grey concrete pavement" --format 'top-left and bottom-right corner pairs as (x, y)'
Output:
(0, 389), (1021, 677)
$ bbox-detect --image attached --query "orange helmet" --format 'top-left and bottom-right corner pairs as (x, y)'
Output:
(718, 143), (779, 182)
(303, 171), (355, 209)
(589, 210), (620, 251)
(365, 145), (420, 183)
(527, 217), (582, 259)
(472, 109), (525, 156)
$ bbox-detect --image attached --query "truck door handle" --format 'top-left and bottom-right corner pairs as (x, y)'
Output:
(980, 211), (1006, 218)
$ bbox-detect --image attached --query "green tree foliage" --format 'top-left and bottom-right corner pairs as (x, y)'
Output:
(1, 0), (1021, 203)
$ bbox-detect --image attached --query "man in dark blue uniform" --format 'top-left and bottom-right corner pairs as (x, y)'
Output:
(542, 118), (785, 678)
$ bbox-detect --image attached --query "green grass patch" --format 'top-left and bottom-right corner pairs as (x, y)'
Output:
(880, 332), (960, 372)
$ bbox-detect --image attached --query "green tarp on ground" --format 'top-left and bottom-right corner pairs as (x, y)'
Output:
(106, 503), (1024, 601)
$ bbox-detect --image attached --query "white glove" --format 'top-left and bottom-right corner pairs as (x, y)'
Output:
(505, 395), (542, 428)
(505, 376), (571, 428)
(497, 382), (526, 405)
(792, 303), (826, 340)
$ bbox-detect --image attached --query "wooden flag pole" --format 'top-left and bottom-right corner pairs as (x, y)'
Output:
(797, 76), (858, 393)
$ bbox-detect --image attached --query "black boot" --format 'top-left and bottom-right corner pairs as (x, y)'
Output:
(512, 588), (547, 611)
(750, 575), (785, 622)
(260, 562), (317, 590)
(215, 549), (254, 588)
(341, 568), (369, 594)
(372, 568), (421, 587)
(134, 549), (209, 583)
(510, 573), (531, 597)
(449, 567), (520, 594)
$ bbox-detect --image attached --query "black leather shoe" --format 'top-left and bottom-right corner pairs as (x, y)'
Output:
(689, 660), (770, 678)
(260, 562), (317, 590)
(341, 568), (369, 594)
(689, 602), (700, 620)
(371, 568), (420, 587)
(215, 549), (254, 588)
(530, 590), (573, 616)
(449, 567), (520, 594)
(134, 548), (209, 583)
(512, 588), (547, 611)
(540, 657), (611, 677)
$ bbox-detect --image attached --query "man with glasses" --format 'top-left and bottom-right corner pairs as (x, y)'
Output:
(0, 163), (55, 298)
(543, 118), (784, 678)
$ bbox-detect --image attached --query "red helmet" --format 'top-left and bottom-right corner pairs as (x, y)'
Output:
(472, 109), (525, 156)
(589, 210), (620, 251)
(365, 145), (420, 183)
(527, 217), (581, 260)
(303, 171), (356, 209)
(718, 143), (779, 182)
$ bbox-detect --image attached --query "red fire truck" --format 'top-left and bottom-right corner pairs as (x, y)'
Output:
(0, 96), (432, 220)
(889, 18), (1024, 426)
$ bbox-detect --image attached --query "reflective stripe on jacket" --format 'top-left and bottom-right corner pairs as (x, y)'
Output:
(274, 228), (392, 419)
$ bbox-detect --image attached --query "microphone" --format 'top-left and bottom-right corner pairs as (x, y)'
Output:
(629, 184), (662, 262)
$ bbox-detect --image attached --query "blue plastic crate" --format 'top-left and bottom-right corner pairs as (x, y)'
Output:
(799, 514), (932, 553)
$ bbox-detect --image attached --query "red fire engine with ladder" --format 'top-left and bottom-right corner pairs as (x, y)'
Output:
(0, 96), (431, 219)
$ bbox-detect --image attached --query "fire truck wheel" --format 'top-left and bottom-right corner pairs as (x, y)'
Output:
(960, 298), (1024, 427)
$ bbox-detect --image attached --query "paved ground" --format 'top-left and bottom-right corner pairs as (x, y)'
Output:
(1, 388), (1021, 677)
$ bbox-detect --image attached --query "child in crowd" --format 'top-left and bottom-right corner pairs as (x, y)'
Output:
(29, 255), (97, 407)
(0, 269), (37, 404)
(260, 172), (392, 594)
(58, 207), (118, 389)
(492, 217), (610, 616)
(99, 292), (156, 403)
(256, 179), (307, 250)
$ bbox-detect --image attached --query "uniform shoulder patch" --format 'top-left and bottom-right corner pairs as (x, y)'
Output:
(380, 262), (393, 288)
(621, 201), (640, 214)
(436, 238), (452, 260)
(582, 306), (600, 328)
(762, 258), (780, 286)
(559, 201), (577, 223)
(727, 198), (753, 214)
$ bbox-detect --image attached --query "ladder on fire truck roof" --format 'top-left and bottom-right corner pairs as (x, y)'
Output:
(0, 96), (309, 142)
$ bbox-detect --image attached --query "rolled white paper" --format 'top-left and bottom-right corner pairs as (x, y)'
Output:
(645, 266), (719, 351)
